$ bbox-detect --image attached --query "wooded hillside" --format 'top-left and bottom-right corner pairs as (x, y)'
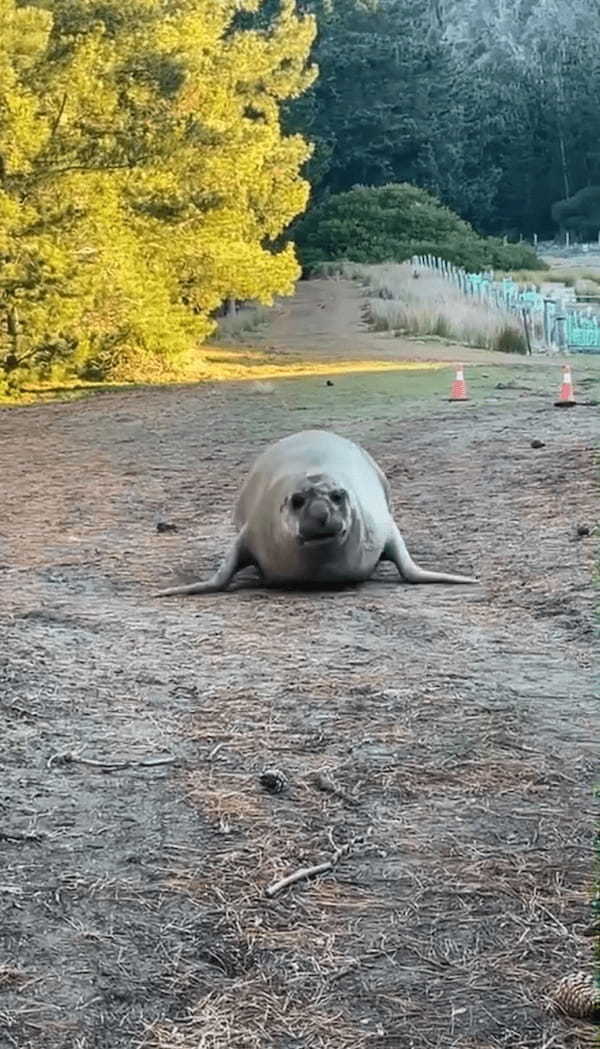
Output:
(279, 0), (600, 238)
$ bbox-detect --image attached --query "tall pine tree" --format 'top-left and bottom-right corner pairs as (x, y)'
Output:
(0, 0), (316, 385)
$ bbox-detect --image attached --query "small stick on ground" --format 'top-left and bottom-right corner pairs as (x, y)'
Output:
(311, 770), (360, 807)
(0, 830), (44, 843)
(265, 842), (351, 898)
(47, 752), (176, 771)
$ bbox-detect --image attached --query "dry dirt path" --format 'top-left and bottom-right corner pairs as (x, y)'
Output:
(0, 282), (598, 1049)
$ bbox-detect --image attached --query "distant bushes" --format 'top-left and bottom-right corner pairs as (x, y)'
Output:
(294, 184), (546, 274)
(552, 186), (600, 239)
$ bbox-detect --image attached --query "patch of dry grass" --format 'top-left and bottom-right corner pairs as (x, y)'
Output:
(494, 268), (575, 288)
(497, 267), (600, 290)
(351, 263), (527, 353)
(143, 672), (596, 1049)
(140, 976), (375, 1049)
(210, 303), (272, 342)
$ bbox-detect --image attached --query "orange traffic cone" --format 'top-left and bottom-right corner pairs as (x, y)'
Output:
(449, 364), (468, 401)
(555, 364), (576, 407)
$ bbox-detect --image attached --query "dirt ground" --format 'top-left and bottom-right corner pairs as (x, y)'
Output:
(1, 278), (598, 1049)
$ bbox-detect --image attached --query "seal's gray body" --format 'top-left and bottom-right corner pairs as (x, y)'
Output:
(235, 430), (396, 585)
(156, 429), (476, 596)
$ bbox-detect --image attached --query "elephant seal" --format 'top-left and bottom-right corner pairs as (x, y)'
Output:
(156, 429), (477, 596)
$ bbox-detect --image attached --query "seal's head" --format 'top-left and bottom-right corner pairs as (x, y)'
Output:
(283, 475), (351, 547)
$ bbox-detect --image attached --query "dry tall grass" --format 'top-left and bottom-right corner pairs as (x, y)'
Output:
(495, 267), (600, 291)
(211, 302), (272, 341)
(343, 262), (528, 353)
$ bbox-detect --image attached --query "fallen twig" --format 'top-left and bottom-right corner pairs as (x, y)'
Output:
(47, 751), (176, 771)
(311, 770), (360, 807)
(0, 830), (44, 843)
(208, 741), (227, 761)
(265, 842), (351, 898)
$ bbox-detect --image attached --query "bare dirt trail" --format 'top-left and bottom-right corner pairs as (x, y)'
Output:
(0, 281), (598, 1049)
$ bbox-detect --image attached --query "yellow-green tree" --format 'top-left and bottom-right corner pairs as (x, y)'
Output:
(0, 0), (316, 386)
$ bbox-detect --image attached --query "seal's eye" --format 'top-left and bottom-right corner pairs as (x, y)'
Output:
(290, 493), (305, 511)
(330, 490), (344, 505)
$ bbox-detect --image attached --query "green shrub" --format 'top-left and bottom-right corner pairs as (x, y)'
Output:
(552, 186), (600, 238)
(294, 183), (546, 274)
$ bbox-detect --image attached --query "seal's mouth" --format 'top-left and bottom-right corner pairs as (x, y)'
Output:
(298, 527), (347, 546)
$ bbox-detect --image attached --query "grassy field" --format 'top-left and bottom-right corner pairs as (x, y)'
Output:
(10, 358), (598, 414)
(2, 353), (445, 406)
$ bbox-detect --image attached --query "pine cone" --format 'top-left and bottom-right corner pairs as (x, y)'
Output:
(552, 972), (600, 1020)
(259, 768), (287, 794)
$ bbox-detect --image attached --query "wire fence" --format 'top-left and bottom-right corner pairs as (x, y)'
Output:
(411, 254), (600, 354)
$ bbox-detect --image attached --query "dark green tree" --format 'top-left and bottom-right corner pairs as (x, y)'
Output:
(279, 0), (600, 238)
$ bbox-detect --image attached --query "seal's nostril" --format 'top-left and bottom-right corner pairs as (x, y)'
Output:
(311, 501), (330, 526)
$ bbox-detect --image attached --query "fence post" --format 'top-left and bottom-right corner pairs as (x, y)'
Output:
(522, 309), (532, 355)
(555, 301), (567, 351)
(543, 298), (554, 349)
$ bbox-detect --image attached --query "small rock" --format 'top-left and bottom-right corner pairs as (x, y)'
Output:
(259, 769), (288, 794)
(576, 524), (591, 538)
(530, 439), (545, 449)
(157, 521), (178, 534)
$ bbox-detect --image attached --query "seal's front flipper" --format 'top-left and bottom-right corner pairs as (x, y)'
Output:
(383, 524), (477, 585)
(155, 528), (254, 597)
